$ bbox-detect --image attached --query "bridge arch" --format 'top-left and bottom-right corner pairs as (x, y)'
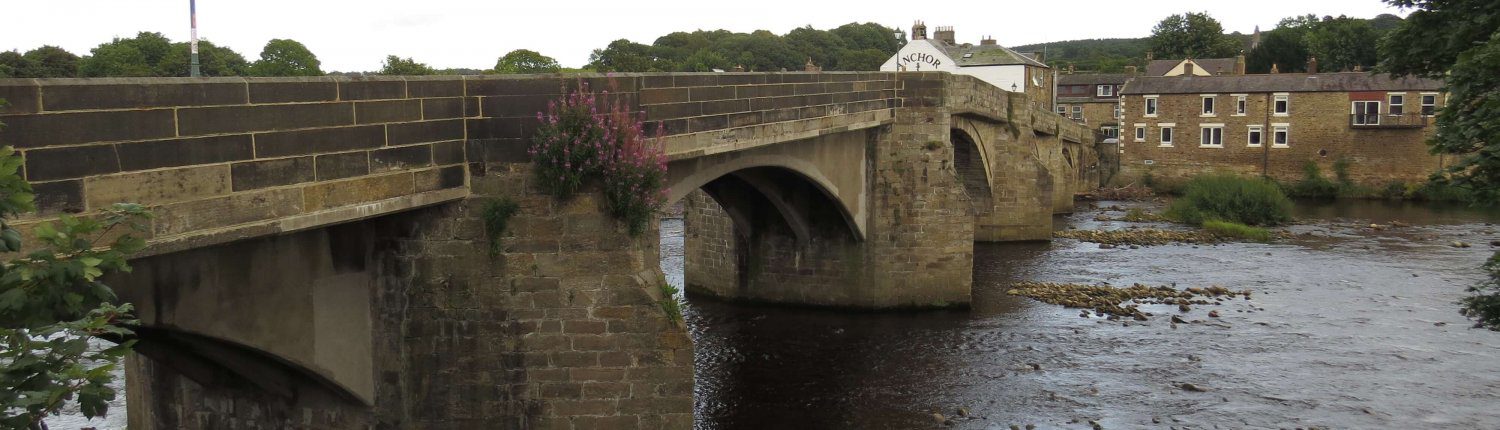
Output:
(950, 127), (995, 216)
(666, 150), (866, 242)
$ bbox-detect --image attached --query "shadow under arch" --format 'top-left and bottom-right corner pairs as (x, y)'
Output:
(950, 127), (995, 215)
(124, 327), (369, 407)
(667, 156), (865, 242)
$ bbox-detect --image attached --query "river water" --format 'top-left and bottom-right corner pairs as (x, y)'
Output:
(665, 200), (1500, 429)
(52, 200), (1500, 429)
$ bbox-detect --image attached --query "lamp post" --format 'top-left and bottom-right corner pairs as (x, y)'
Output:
(189, 0), (200, 77)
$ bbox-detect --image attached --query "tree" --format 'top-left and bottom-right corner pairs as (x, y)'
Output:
(493, 49), (560, 74)
(1149, 12), (1240, 59)
(588, 39), (661, 72)
(161, 40), (248, 77)
(784, 26), (847, 70)
(1247, 15), (1317, 73)
(19, 46), (79, 78)
(1305, 16), (1380, 72)
(78, 32), (173, 77)
(1378, 0), (1500, 328)
(680, 49), (730, 72)
(0, 52), (22, 78)
(379, 55), (434, 75)
(0, 140), (148, 428)
(830, 22), (902, 55)
(835, 48), (890, 71)
(250, 39), (322, 77)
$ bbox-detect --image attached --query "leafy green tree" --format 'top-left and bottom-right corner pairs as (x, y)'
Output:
(830, 22), (901, 55)
(250, 39), (322, 77)
(19, 46), (79, 78)
(1379, 0), (1500, 328)
(0, 52), (22, 78)
(681, 49), (730, 72)
(493, 49), (561, 74)
(160, 40), (248, 77)
(0, 140), (149, 428)
(78, 32), (173, 77)
(588, 39), (661, 72)
(1306, 16), (1379, 72)
(836, 48), (890, 71)
(379, 55), (434, 75)
(1368, 13), (1405, 33)
(785, 26), (848, 70)
(1247, 15), (1317, 73)
(1149, 12), (1240, 59)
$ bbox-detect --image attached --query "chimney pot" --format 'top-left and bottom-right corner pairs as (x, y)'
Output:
(1307, 56), (1319, 74)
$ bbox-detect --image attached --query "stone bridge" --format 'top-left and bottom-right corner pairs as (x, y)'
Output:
(0, 72), (1094, 429)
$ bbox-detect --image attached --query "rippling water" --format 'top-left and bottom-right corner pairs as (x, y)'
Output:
(667, 200), (1500, 429)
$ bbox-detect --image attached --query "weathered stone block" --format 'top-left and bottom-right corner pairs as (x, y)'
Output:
(0, 109), (176, 148)
(152, 188), (303, 236)
(24, 144), (119, 181)
(0, 82), (41, 114)
(406, 78), (464, 98)
(371, 144), (432, 172)
(315, 151), (370, 180)
(355, 99), (422, 124)
(116, 134), (255, 172)
(301, 172), (414, 211)
(84, 164), (230, 207)
(389, 119), (465, 145)
(30, 179), (83, 215)
(254, 125), (385, 158)
(432, 140), (466, 165)
(421, 97), (465, 120)
(41, 81), (247, 111)
(247, 79), (338, 104)
(177, 103), (353, 135)
(230, 156), (315, 191)
(339, 79), (405, 100)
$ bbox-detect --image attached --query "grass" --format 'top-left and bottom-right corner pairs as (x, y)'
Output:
(1164, 174), (1293, 226)
(1202, 220), (1273, 242)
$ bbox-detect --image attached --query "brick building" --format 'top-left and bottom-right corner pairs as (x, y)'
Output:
(1118, 72), (1448, 186)
(1056, 70), (1131, 139)
(880, 21), (1054, 110)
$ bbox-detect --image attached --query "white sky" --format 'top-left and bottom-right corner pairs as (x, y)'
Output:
(0, 0), (1407, 72)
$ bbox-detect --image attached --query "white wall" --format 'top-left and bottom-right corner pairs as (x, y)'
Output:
(881, 39), (1032, 95)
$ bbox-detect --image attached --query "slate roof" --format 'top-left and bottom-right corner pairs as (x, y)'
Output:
(1058, 73), (1132, 86)
(927, 40), (1048, 68)
(1146, 58), (1240, 76)
(1057, 96), (1116, 104)
(1121, 72), (1444, 95)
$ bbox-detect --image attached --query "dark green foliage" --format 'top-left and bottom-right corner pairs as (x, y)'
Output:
(250, 39), (323, 76)
(1012, 38), (1150, 73)
(481, 198), (519, 257)
(0, 51), (22, 77)
(1248, 16), (1318, 73)
(494, 49), (561, 74)
(1165, 174), (1293, 226)
(19, 46), (79, 78)
(587, 22), (902, 72)
(1202, 219), (1273, 242)
(1149, 12), (1241, 60)
(1283, 161), (1341, 199)
(1461, 253), (1500, 330)
(0, 143), (149, 428)
(78, 32), (173, 77)
(162, 40), (248, 77)
(1306, 16), (1381, 72)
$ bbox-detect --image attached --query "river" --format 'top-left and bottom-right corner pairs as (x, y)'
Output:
(51, 200), (1500, 429)
(666, 199), (1500, 429)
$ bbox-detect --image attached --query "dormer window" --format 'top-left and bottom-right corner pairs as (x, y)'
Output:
(962, 53), (973, 58)
(1097, 85), (1113, 97)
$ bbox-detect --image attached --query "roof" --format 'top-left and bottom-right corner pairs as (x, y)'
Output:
(1058, 73), (1132, 86)
(1146, 58), (1239, 76)
(1121, 72), (1444, 95)
(927, 40), (1048, 68)
(1057, 96), (1116, 104)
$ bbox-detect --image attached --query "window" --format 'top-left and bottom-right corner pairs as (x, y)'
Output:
(1160, 124), (1175, 146)
(1144, 96), (1159, 117)
(1274, 93), (1290, 116)
(1352, 101), (1382, 125)
(1389, 94), (1405, 115)
(1057, 105), (1067, 115)
(1097, 85), (1113, 97)
(1134, 124), (1147, 142)
(1234, 95), (1247, 116)
(1071, 106), (1083, 120)
(1200, 125), (1224, 147)
(1113, 104), (1122, 120)
(1421, 93), (1438, 116)
(1201, 95), (1217, 116)
(1272, 124), (1290, 148)
(1247, 125), (1264, 147)
(1102, 127), (1118, 139)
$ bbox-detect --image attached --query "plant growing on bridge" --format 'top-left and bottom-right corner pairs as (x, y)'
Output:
(0, 144), (149, 429)
(531, 81), (668, 236)
(481, 197), (519, 257)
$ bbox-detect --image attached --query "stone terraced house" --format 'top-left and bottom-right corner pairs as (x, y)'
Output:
(1056, 71), (1132, 140)
(1117, 72), (1448, 187)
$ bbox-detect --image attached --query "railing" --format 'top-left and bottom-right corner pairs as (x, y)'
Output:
(1351, 113), (1429, 129)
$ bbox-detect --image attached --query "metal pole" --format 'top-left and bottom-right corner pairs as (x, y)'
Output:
(189, 0), (201, 77)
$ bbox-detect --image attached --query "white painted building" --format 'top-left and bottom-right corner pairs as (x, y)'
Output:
(880, 21), (1055, 110)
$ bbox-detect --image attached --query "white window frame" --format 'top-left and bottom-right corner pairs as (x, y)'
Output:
(1113, 104), (1122, 120)
(1247, 125), (1264, 147)
(1352, 101), (1382, 125)
(1233, 94), (1247, 116)
(1144, 95), (1159, 117)
(1097, 85), (1113, 97)
(1101, 126), (1118, 139)
(1273, 93), (1290, 116)
(1272, 123), (1290, 148)
(1134, 124), (1147, 142)
(1056, 104), (1067, 115)
(1071, 105), (1084, 120)
(1420, 92), (1438, 116)
(1159, 123), (1176, 147)
(1388, 93), (1405, 116)
(1199, 123), (1225, 148)
(1200, 94), (1217, 117)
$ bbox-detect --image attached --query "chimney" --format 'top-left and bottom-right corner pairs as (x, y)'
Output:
(935, 26), (955, 45)
(732, 64), (745, 72)
(980, 35), (996, 46)
(1184, 62), (1195, 76)
(1125, 65), (1138, 75)
(1307, 56), (1318, 74)
(1270, 64), (1280, 74)
(912, 21), (927, 40)
(1353, 65), (1363, 73)
(1146, 51), (1154, 61)
(1235, 52), (1247, 75)
(804, 57), (821, 72)
(1067, 63), (1075, 74)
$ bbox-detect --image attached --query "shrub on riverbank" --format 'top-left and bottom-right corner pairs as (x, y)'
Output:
(1165, 174), (1293, 226)
(1461, 253), (1500, 331)
(1202, 220), (1273, 242)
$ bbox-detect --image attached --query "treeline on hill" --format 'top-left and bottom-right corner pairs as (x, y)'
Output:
(584, 22), (901, 72)
(0, 32), (570, 78)
(1012, 13), (1405, 74)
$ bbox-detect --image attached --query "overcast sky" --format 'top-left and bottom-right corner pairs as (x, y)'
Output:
(0, 0), (1407, 72)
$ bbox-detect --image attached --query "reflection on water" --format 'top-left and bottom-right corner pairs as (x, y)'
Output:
(666, 200), (1500, 429)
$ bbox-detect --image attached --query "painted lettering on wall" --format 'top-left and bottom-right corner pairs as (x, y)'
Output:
(900, 52), (941, 69)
